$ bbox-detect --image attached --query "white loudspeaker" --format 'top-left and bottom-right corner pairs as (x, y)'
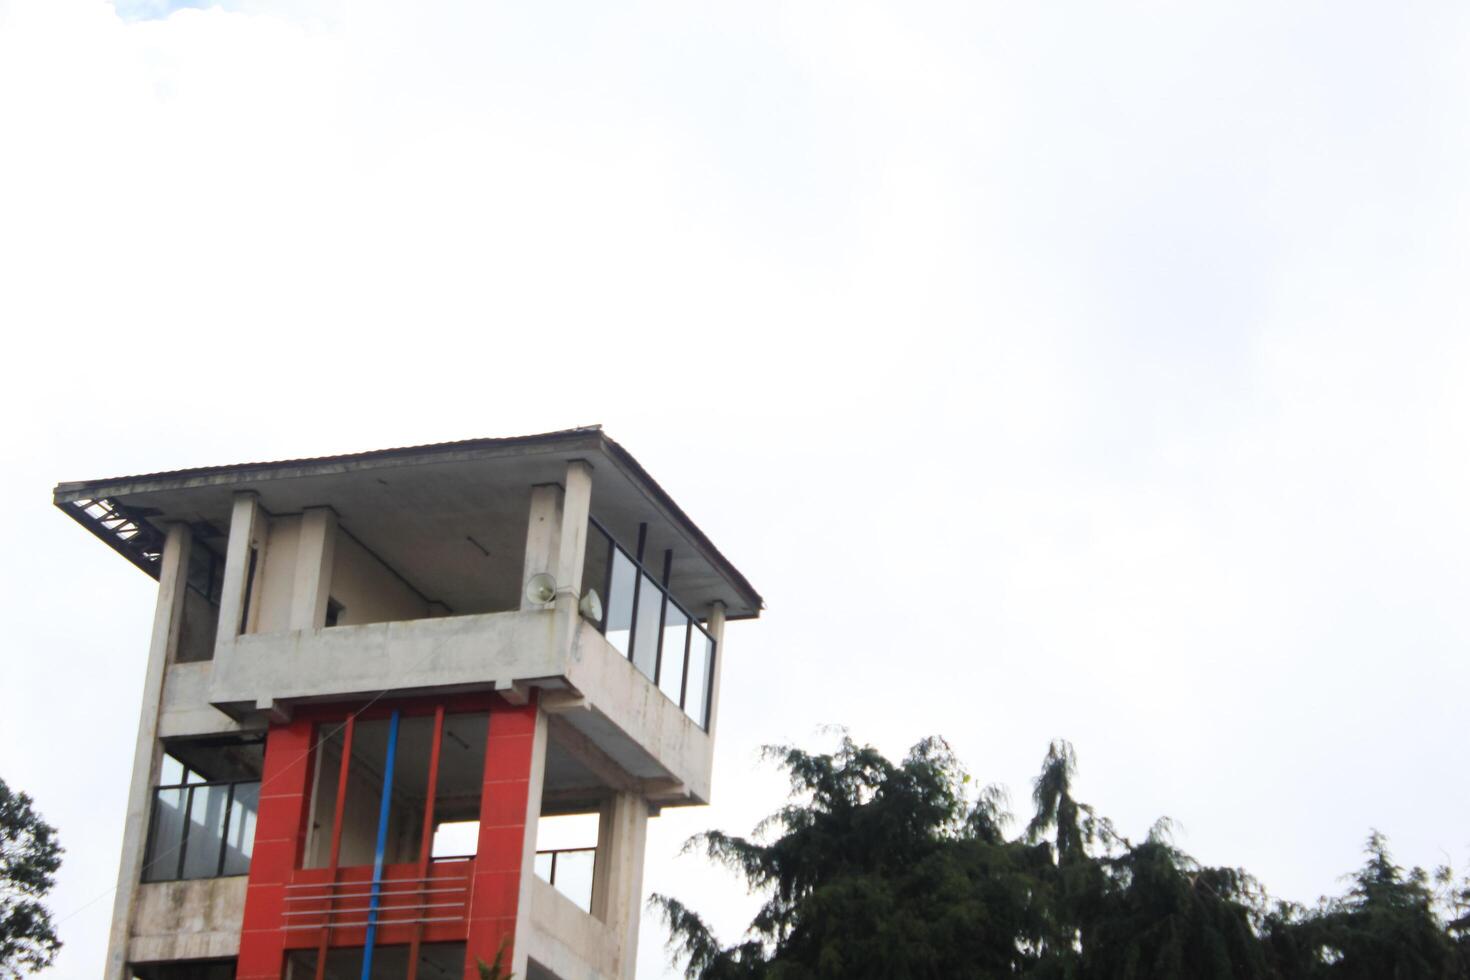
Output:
(524, 572), (558, 605)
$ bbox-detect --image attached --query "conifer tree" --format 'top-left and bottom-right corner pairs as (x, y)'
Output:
(655, 736), (1468, 980)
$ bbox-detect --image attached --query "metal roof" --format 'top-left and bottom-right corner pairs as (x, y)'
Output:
(54, 426), (763, 618)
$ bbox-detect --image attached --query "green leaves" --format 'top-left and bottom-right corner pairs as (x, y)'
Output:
(0, 777), (63, 979)
(1265, 833), (1463, 980)
(655, 737), (1470, 980)
(473, 935), (515, 980)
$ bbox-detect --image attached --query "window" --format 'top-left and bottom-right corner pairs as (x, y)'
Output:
(177, 543), (224, 663)
(581, 518), (718, 729)
(534, 812), (599, 912)
(303, 710), (488, 870)
(131, 960), (235, 980)
(284, 942), (465, 979)
(142, 738), (263, 883)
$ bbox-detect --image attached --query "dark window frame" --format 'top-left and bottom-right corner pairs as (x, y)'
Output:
(142, 775), (260, 883)
(142, 741), (264, 884)
(584, 516), (718, 730)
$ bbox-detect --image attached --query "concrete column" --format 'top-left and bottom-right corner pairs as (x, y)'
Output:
(509, 706), (550, 978)
(703, 601), (728, 738)
(520, 460), (593, 610)
(215, 492), (265, 646)
(288, 506), (337, 631)
(556, 460), (593, 596)
(589, 791), (649, 979)
(520, 485), (563, 611)
(103, 522), (191, 980)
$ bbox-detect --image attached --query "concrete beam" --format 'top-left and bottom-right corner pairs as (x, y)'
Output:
(546, 715), (640, 795)
(640, 778), (689, 803)
(254, 698), (292, 724)
(496, 679), (531, 706)
(539, 691), (590, 715)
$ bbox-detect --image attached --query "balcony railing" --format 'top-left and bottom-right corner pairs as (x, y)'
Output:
(281, 872), (470, 931)
(583, 518), (717, 729)
(534, 846), (595, 912)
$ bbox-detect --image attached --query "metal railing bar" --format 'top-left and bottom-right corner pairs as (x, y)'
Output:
(285, 888), (467, 903)
(281, 914), (466, 931)
(285, 878), (464, 889)
(282, 901), (467, 918)
(285, 884), (468, 895)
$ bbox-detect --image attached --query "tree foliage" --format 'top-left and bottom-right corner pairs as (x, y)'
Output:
(654, 736), (1468, 980)
(1265, 832), (1463, 980)
(0, 777), (62, 979)
(474, 935), (515, 980)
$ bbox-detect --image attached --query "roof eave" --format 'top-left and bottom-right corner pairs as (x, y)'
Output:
(52, 427), (765, 617)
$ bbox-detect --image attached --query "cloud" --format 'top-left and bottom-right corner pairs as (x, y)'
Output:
(2, 2), (1468, 978)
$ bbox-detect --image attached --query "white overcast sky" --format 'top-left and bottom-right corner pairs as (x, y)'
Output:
(2, 1), (1469, 977)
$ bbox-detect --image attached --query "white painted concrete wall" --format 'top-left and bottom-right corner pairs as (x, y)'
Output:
(527, 877), (621, 980)
(159, 663), (257, 739)
(128, 877), (247, 964)
(330, 529), (430, 626)
(251, 515), (300, 634)
(175, 587), (219, 664)
(211, 609), (562, 707)
(208, 608), (716, 805)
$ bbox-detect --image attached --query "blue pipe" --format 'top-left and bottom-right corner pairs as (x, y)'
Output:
(361, 710), (400, 980)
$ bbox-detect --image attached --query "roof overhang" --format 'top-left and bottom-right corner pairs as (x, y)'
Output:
(53, 427), (762, 620)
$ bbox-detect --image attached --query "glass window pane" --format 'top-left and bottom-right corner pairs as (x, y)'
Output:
(143, 787), (187, 882)
(168, 738), (265, 783)
(181, 784), (231, 879)
(434, 712), (487, 853)
(630, 575), (662, 681)
(383, 715), (434, 865)
(686, 631), (714, 729)
(303, 723), (346, 869)
(284, 945), (420, 980)
(221, 782), (258, 876)
(304, 712), (488, 871)
(604, 550), (637, 656)
(533, 851), (554, 881)
(132, 961), (238, 980)
(336, 718), (394, 868)
(159, 754), (186, 787)
(417, 943), (467, 979)
(536, 812), (599, 851)
(581, 524), (612, 624)
(432, 820), (479, 861)
(658, 607), (689, 704)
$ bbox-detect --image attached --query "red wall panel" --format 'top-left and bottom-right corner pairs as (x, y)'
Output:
(233, 696), (537, 980)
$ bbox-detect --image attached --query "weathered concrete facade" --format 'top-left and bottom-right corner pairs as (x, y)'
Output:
(56, 428), (760, 980)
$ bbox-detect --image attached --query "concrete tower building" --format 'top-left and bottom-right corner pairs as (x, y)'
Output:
(55, 428), (762, 980)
